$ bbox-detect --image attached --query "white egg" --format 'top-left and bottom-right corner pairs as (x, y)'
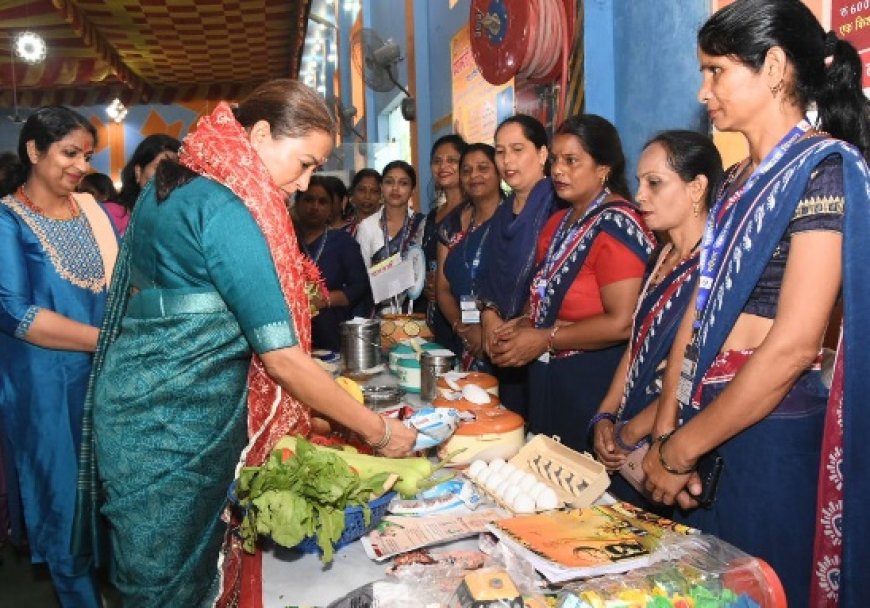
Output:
(512, 494), (536, 514)
(462, 383), (492, 405)
(444, 375), (462, 390)
(502, 485), (521, 505)
(476, 467), (493, 487)
(529, 481), (550, 501)
(494, 480), (512, 499)
(518, 473), (538, 492)
(485, 472), (505, 491)
(499, 463), (517, 478)
(535, 488), (560, 511)
(507, 468), (527, 485)
(467, 460), (488, 480)
(488, 458), (507, 473)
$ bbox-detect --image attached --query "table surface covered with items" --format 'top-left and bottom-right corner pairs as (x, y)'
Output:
(230, 325), (787, 608)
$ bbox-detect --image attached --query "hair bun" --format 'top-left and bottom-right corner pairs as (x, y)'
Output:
(824, 30), (838, 56)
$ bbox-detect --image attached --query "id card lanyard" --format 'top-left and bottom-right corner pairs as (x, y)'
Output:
(535, 189), (609, 300)
(302, 227), (329, 263)
(379, 208), (410, 262)
(676, 119), (811, 409)
(460, 208), (494, 324)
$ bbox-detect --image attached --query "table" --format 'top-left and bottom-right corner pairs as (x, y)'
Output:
(261, 370), (435, 606)
(261, 534), (480, 607)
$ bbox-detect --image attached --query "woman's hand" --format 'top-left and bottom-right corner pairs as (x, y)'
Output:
(480, 309), (504, 357)
(373, 417), (418, 457)
(592, 419), (627, 471)
(491, 316), (531, 342)
(489, 327), (548, 367)
(456, 323), (485, 358)
(423, 271), (436, 302)
(642, 435), (701, 508)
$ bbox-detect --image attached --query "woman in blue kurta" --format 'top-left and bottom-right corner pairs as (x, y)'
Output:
(590, 131), (722, 509)
(295, 176), (373, 351)
(642, 2), (870, 604)
(490, 115), (655, 453)
(75, 80), (417, 608)
(436, 143), (504, 370)
(477, 115), (558, 417)
(0, 107), (117, 607)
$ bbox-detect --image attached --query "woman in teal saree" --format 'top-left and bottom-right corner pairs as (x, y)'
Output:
(75, 80), (416, 608)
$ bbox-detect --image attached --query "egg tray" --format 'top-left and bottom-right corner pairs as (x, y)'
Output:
(507, 434), (609, 509)
(464, 471), (564, 515)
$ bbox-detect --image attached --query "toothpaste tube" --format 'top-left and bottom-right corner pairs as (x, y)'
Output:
(389, 479), (481, 515)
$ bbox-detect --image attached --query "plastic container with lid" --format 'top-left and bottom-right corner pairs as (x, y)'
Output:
(437, 406), (524, 465)
(388, 343), (417, 374)
(397, 357), (422, 394)
(437, 371), (499, 397)
(362, 385), (405, 410)
(557, 534), (788, 608)
(432, 389), (501, 410)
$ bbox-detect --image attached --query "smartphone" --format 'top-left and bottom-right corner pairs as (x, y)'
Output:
(690, 451), (724, 509)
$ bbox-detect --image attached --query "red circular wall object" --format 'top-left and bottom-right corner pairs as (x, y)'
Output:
(469, 0), (531, 85)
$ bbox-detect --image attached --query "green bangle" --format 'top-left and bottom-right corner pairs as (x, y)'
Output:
(656, 430), (696, 476)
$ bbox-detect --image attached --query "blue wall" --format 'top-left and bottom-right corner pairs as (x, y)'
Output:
(598, 0), (710, 187)
(0, 103), (199, 178)
(366, 0), (712, 205)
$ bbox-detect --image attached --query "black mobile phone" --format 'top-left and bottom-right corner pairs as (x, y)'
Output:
(690, 451), (724, 509)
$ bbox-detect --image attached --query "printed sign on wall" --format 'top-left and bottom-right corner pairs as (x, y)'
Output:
(451, 25), (514, 144)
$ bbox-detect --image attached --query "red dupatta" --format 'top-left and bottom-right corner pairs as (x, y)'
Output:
(179, 102), (324, 607)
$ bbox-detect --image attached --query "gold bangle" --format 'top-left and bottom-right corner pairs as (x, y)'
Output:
(656, 430), (695, 476)
(367, 416), (392, 450)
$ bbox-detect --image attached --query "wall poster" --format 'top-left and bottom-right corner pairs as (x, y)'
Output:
(451, 25), (514, 144)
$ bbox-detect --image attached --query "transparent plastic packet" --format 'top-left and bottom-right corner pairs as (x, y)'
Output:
(556, 534), (787, 608)
(326, 580), (444, 608)
(478, 533), (549, 597)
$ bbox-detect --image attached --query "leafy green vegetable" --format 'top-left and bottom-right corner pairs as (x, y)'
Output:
(234, 436), (391, 563)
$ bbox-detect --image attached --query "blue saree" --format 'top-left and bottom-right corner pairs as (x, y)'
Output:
(527, 201), (655, 452)
(619, 246), (699, 422)
(607, 246), (699, 508)
(677, 135), (870, 606)
(443, 209), (496, 371)
(476, 178), (557, 320)
(475, 178), (557, 414)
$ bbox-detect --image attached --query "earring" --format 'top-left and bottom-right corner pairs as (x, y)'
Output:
(770, 81), (784, 97)
(693, 201), (701, 217)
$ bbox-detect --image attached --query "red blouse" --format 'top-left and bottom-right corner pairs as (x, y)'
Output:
(535, 210), (646, 322)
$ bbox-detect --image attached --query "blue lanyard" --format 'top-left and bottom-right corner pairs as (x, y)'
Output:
(539, 189), (609, 284)
(302, 228), (328, 263)
(379, 209), (410, 261)
(463, 223), (492, 294)
(694, 119), (811, 329)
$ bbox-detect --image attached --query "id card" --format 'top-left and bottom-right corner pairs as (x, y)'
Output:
(676, 343), (699, 408)
(460, 294), (480, 325)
